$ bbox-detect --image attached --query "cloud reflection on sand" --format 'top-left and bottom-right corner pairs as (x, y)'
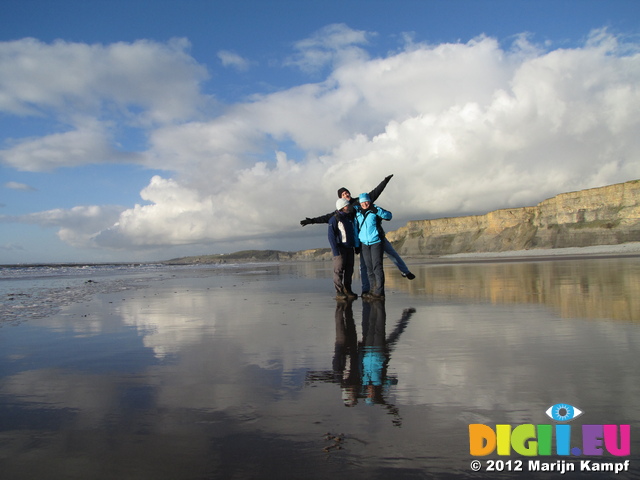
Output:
(118, 289), (218, 358)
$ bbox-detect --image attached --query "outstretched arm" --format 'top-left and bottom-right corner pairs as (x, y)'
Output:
(368, 174), (393, 203)
(302, 173), (392, 225)
(300, 211), (334, 226)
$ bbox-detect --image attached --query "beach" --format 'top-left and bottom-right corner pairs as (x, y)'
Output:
(1, 248), (640, 479)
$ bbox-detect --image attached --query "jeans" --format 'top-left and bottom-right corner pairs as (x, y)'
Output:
(360, 238), (409, 291)
(361, 242), (385, 296)
(383, 238), (410, 275)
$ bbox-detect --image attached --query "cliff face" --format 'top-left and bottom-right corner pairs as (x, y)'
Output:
(387, 179), (640, 256)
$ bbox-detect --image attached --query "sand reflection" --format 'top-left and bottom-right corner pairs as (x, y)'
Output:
(388, 257), (640, 322)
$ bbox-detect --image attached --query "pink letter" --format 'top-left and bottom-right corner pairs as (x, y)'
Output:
(604, 425), (631, 456)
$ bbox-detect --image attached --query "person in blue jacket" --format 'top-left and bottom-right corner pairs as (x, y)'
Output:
(356, 193), (392, 300)
(328, 198), (359, 300)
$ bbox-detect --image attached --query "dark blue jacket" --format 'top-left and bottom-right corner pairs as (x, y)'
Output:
(328, 212), (359, 256)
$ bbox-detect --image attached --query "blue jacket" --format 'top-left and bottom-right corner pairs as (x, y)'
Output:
(328, 211), (359, 256)
(356, 205), (392, 245)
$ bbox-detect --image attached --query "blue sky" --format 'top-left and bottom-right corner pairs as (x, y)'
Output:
(1, 0), (639, 264)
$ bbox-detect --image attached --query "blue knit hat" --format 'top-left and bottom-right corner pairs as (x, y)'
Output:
(359, 193), (371, 203)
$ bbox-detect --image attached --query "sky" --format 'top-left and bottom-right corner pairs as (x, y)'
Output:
(1, 0), (639, 264)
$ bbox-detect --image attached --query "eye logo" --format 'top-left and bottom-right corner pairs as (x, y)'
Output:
(545, 403), (583, 422)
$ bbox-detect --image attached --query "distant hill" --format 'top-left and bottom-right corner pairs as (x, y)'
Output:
(163, 249), (331, 265)
(164, 179), (640, 264)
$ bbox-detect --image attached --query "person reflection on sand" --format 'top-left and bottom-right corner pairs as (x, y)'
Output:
(361, 301), (392, 405)
(307, 300), (416, 426)
(333, 299), (360, 407)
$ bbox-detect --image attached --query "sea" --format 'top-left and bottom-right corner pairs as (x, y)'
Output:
(0, 263), (206, 325)
(1, 256), (639, 479)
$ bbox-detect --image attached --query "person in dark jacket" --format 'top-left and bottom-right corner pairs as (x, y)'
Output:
(328, 198), (359, 300)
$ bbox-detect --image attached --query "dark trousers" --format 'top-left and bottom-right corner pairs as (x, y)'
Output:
(333, 245), (355, 293)
(362, 242), (385, 295)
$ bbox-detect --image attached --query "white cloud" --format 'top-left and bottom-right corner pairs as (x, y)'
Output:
(93, 159), (318, 248)
(0, 37), (211, 172)
(142, 116), (264, 178)
(3, 27), (640, 255)
(4, 181), (36, 191)
(217, 50), (250, 71)
(286, 23), (373, 73)
(1, 205), (125, 248)
(0, 37), (209, 123)
(1, 120), (143, 171)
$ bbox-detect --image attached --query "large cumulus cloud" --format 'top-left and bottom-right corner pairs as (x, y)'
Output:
(2, 26), (640, 253)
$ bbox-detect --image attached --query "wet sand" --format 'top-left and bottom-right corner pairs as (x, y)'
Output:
(412, 241), (640, 264)
(1, 254), (640, 479)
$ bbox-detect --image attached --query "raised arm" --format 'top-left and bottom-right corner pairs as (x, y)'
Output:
(368, 174), (393, 203)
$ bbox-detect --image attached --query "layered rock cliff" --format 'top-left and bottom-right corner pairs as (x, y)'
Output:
(387, 179), (640, 256)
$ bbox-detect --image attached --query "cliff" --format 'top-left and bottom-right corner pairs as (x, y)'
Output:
(387, 179), (640, 256)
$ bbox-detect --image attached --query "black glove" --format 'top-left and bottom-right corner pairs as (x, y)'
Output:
(354, 247), (361, 255)
(300, 218), (313, 226)
(370, 206), (378, 214)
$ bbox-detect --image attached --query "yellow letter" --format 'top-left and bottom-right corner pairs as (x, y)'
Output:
(496, 424), (512, 455)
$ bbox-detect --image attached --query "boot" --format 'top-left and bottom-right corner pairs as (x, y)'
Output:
(343, 287), (358, 299)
